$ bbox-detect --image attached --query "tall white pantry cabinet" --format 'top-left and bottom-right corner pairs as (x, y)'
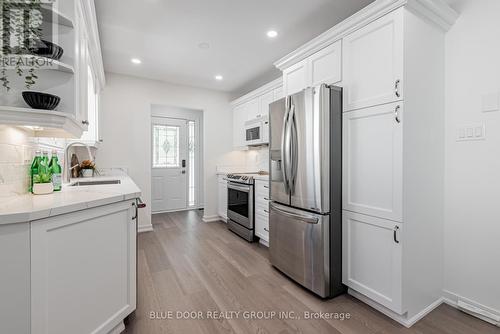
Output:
(274, 0), (458, 327)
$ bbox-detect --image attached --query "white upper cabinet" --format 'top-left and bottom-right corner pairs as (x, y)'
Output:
(259, 90), (274, 119)
(273, 86), (284, 101)
(232, 104), (247, 148)
(75, 0), (89, 131)
(245, 98), (260, 121)
(283, 41), (342, 96)
(310, 40), (342, 87)
(342, 211), (403, 314)
(342, 102), (403, 222)
(342, 9), (404, 111)
(283, 60), (309, 96)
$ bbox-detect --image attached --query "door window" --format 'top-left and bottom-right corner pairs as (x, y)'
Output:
(153, 125), (180, 168)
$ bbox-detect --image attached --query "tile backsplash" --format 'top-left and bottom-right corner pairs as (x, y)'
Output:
(0, 126), (64, 197)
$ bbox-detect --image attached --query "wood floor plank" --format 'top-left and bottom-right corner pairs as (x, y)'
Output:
(125, 210), (500, 334)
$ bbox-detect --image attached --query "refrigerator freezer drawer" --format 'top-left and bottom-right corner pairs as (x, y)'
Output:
(269, 202), (330, 297)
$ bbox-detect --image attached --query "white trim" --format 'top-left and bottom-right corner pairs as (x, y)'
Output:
(443, 290), (500, 326)
(231, 78), (282, 106)
(79, 0), (106, 90)
(107, 321), (126, 334)
(273, 0), (458, 71)
(348, 289), (443, 328)
(202, 215), (221, 223)
(137, 224), (154, 233)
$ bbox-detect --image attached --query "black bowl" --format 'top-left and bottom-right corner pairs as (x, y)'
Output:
(22, 91), (61, 110)
(30, 40), (64, 61)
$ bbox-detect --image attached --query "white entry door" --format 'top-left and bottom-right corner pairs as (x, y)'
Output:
(151, 117), (188, 212)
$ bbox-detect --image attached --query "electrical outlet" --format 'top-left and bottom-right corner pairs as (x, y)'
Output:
(457, 123), (486, 142)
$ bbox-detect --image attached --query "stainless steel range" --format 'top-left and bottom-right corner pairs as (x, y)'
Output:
(225, 173), (257, 242)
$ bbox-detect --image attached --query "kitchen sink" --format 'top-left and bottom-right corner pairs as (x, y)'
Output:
(70, 180), (121, 186)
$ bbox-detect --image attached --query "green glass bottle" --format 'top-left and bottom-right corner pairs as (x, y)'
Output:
(37, 151), (52, 185)
(49, 150), (62, 191)
(30, 150), (42, 193)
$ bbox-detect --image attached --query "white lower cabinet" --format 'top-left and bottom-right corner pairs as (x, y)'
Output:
(342, 211), (403, 314)
(254, 179), (270, 244)
(31, 200), (137, 334)
(218, 175), (228, 221)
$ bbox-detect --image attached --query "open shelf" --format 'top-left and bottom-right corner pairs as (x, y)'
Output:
(8, 55), (74, 74)
(0, 106), (82, 138)
(41, 4), (74, 28)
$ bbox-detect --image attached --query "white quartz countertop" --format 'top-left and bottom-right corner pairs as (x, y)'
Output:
(0, 175), (141, 225)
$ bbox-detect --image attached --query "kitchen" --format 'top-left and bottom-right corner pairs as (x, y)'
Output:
(0, 0), (499, 334)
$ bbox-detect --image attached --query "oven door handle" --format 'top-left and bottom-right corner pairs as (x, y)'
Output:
(227, 183), (251, 192)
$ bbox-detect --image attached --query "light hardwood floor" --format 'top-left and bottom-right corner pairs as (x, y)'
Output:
(124, 210), (499, 334)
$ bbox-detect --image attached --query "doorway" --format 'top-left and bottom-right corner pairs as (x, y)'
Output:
(151, 109), (202, 213)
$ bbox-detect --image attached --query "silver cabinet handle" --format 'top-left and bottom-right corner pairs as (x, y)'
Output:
(264, 209), (269, 213)
(395, 105), (401, 123)
(264, 197), (269, 201)
(82, 120), (89, 125)
(264, 227), (269, 232)
(263, 185), (269, 189)
(394, 79), (401, 98)
(393, 225), (400, 243)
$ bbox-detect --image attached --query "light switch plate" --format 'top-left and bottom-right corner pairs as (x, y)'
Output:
(457, 123), (486, 142)
(482, 92), (499, 112)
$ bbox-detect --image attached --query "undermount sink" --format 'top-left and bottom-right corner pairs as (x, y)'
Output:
(69, 180), (121, 186)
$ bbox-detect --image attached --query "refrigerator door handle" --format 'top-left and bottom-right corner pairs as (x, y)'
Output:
(281, 97), (291, 193)
(270, 202), (319, 224)
(288, 102), (298, 194)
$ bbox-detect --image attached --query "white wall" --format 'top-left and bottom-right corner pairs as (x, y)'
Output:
(97, 73), (247, 229)
(444, 0), (500, 313)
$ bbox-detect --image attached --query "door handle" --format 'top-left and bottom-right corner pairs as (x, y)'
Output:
(281, 97), (291, 194)
(182, 159), (186, 168)
(269, 202), (318, 224)
(393, 225), (400, 243)
(394, 105), (401, 123)
(394, 79), (401, 98)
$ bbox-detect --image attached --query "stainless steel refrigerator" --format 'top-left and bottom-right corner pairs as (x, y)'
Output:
(269, 84), (345, 298)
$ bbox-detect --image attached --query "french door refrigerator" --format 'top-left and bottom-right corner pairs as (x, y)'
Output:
(269, 84), (345, 298)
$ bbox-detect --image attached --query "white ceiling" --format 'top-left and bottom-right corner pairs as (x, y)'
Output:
(95, 0), (375, 96)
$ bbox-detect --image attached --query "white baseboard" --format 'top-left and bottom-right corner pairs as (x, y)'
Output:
(443, 290), (500, 326)
(107, 320), (125, 334)
(137, 224), (153, 233)
(202, 215), (222, 223)
(259, 238), (269, 247)
(348, 289), (443, 328)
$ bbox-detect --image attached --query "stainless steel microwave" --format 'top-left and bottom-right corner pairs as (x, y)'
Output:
(244, 116), (269, 146)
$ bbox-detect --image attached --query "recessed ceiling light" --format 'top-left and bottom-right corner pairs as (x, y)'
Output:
(198, 42), (210, 49)
(131, 58), (142, 64)
(215, 75), (223, 81)
(267, 30), (278, 38)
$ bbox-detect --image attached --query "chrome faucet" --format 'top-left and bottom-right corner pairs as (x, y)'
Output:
(64, 142), (93, 183)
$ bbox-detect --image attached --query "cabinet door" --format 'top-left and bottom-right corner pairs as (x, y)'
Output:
(218, 179), (228, 220)
(310, 40), (342, 86)
(342, 8), (404, 111)
(75, 1), (89, 130)
(343, 102), (403, 222)
(245, 98), (260, 121)
(259, 90), (274, 118)
(273, 86), (284, 101)
(31, 201), (137, 334)
(342, 211), (403, 314)
(232, 104), (247, 148)
(283, 59), (309, 96)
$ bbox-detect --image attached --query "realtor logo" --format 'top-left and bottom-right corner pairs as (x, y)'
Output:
(0, 0), (58, 90)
